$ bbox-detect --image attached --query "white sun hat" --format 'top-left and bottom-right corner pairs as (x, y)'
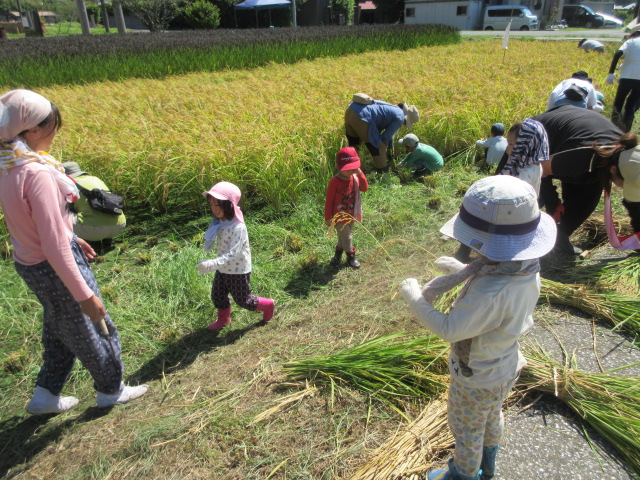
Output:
(440, 176), (557, 261)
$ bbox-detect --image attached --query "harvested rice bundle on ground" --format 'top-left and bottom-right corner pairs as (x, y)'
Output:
(596, 255), (640, 296)
(557, 255), (639, 297)
(348, 399), (453, 480)
(283, 332), (449, 409)
(540, 278), (640, 342)
(519, 348), (640, 477)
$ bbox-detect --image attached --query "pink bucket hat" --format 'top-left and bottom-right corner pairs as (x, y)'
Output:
(203, 181), (244, 223)
(0, 89), (52, 142)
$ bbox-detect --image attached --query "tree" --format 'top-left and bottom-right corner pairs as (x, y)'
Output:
(122, 0), (178, 31)
(174, 0), (220, 29)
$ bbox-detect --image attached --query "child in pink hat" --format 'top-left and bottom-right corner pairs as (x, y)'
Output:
(324, 147), (369, 268)
(196, 181), (275, 331)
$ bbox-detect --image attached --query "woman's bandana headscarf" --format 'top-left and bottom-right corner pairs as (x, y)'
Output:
(0, 138), (79, 203)
(0, 89), (51, 142)
(501, 118), (549, 177)
(0, 89), (77, 203)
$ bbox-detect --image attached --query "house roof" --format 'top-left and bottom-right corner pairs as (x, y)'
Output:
(358, 1), (376, 10)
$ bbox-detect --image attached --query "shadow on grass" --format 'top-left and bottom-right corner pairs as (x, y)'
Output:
(128, 322), (262, 384)
(123, 201), (207, 242)
(0, 407), (111, 479)
(283, 262), (341, 298)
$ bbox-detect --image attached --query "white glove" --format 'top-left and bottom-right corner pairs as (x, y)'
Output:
(196, 260), (218, 275)
(606, 73), (615, 85)
(400, 278), (422, 302)
(434, 256), (466, 274)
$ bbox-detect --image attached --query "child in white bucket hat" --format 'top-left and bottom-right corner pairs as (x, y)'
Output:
(401, 176), (556, 480)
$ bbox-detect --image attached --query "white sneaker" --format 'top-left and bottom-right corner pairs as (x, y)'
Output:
(26, 386), (79, 415)
(97, 384), (149, 408)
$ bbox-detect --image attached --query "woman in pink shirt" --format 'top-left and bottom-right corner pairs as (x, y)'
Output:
(0, 89), (147, 414)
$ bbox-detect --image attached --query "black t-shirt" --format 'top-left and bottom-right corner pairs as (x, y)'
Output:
(532, 105), (622, 181)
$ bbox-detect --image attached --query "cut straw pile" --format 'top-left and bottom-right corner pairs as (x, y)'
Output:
(559, 255), (640, 298)
(348, 399), (453, 480)
(540, 278), (640, 342)
(519, 349), (640, 477)
(283, 332), (450, 410)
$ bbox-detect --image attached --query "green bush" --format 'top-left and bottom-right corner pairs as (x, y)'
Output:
(176, 0), (220, 29)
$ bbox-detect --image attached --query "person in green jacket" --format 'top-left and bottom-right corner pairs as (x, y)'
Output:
(397, 133), (444, 179)
(63, 162), (126, 250)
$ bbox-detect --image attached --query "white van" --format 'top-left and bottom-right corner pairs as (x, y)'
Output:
(483, 5), (538, 31)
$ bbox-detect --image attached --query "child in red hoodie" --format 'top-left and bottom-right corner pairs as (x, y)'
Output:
(324, 147), (369, 268)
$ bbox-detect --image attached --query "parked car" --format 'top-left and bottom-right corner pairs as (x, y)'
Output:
(483, 5), (539, 30)
(562, 5), (605, 28)
(596, 12), (624, 28)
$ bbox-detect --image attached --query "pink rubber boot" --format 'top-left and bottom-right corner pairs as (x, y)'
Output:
(208, 306), (231, 331)
(256, 297), (275, 322)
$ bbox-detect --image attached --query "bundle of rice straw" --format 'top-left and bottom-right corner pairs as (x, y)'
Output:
(519, 348), (640, 476)
(283, 332), (449, 411)
(558, 255), (639, 297)
(540, 278), (640, 342)
(591, 255), (639, 297)
(347, 399), (454, 480)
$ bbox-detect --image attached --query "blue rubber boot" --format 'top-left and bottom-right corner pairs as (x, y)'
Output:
(480, 446), (499, 480)
(427, 459), (481, 480)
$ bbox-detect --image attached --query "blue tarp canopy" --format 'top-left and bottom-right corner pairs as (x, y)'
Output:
(234, 0), (291, 27)
(234, 0), (290, 10)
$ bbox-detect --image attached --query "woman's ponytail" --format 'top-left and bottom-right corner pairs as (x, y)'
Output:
(594, 132), (638, 193)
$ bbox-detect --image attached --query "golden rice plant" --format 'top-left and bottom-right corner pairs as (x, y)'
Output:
(36, 39), (612, 213)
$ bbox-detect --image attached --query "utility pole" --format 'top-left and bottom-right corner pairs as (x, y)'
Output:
(291, 0), (297, 26)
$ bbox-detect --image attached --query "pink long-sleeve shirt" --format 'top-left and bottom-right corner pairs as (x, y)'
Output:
(0, 162), (93, 302)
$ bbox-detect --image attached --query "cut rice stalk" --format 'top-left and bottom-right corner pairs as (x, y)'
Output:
(540, 278), (640, 342)
(283, 331), (450, 408)
(348, 399), (454, 480)
(251, 384), (318, 424)
(519, 349), (640, 476)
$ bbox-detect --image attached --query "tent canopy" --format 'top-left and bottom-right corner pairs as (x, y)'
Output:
(235, 0), (291, 10)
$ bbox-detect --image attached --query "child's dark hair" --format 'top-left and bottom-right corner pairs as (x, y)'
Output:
(18, 102), (62, 137)
(507, 123), (522, 138)
(594, 132), (638, 193)
(491, 124), (505, 136)
(218, 199), (235, 220)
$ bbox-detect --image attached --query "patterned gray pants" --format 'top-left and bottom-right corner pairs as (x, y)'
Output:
(15, 238), (124, 395)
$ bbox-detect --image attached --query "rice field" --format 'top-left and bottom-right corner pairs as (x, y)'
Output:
(0, 34), (638, 480)
(27, 38), (613, 215)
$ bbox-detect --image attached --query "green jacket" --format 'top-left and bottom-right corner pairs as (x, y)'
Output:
(399, 143), (443, 173)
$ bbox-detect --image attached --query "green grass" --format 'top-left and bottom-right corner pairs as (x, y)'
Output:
(6, 21), (117, 39)
(0, 158), (473, 477)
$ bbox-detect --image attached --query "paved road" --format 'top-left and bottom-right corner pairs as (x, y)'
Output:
(460, 28), (626, 42)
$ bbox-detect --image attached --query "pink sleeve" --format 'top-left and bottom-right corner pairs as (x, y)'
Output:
(27, 171), (94, 302)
